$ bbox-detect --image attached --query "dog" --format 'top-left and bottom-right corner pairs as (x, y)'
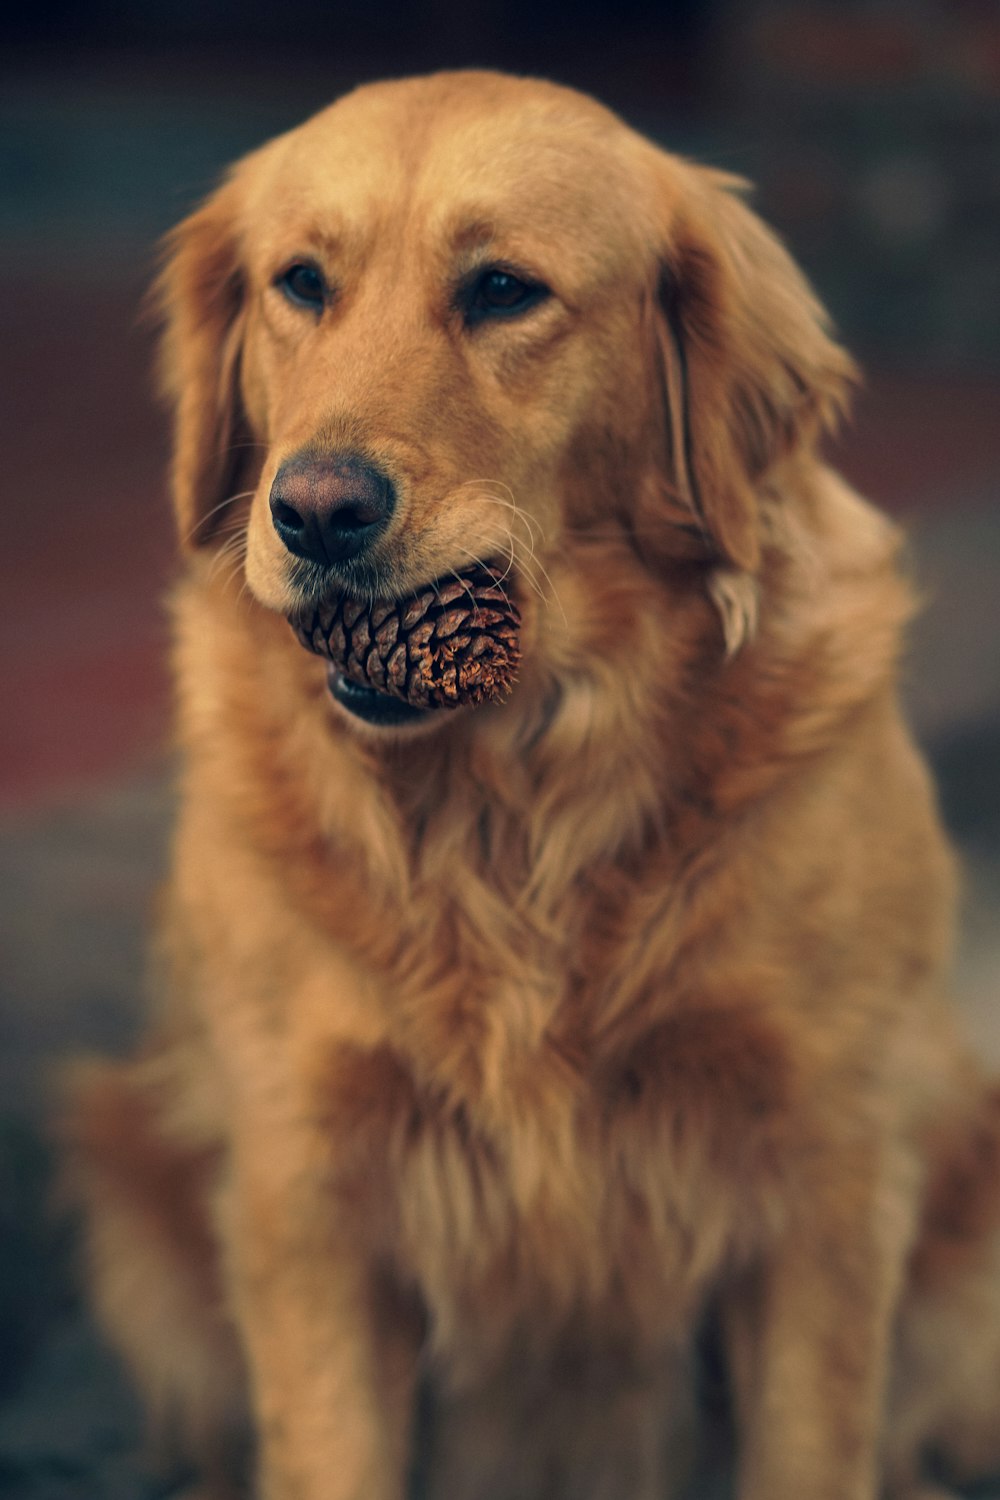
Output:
(62, 71), (1000, 1500)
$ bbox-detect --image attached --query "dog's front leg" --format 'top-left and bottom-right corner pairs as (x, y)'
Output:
(221, 1126), (416, 1500)
(724, 1144), (912, 1500)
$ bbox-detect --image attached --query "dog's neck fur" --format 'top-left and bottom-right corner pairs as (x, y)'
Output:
(173, 464), (911, 1116)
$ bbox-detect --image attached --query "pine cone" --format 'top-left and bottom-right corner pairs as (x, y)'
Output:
(289, 565), (521, 709)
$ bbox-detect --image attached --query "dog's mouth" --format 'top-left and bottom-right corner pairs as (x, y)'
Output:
(326, 668), (435, 727)
(288, 563), (522, 728)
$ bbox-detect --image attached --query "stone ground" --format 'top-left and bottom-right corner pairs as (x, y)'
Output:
(1, 57), (998, 1500)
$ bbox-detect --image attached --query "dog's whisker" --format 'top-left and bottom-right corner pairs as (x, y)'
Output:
(453, 545), (517, 612)
(209, 524), (251, 547)
(205, 530), (244, 571)
(208, 512), (253, 539)
(508, 549), (564, 623)
(451, 479), (546, 543)
(466, 495), (541, 559)
(428, 575), (446, 608)
(456, 477), (535, 532)
(445, 567), (480, 609)
(467, 524), (566, 622)
(515, 550), (565, 622)
(182, 490), (254, 548)
(457, 488), (546, 553)
(464, 525), (532, 593)
(473, 526), (526, 594)
(465, 534), (560, 624)
(455, 544), (514, 593)
(206, 531), (249, 587)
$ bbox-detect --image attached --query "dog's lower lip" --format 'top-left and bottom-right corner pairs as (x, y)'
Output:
(327, 668), (434, 727)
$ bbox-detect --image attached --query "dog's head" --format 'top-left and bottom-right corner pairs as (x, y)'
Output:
(157, 72), (853, 736)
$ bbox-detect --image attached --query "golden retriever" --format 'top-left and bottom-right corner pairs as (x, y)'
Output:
(63, 71), (1000, 1500)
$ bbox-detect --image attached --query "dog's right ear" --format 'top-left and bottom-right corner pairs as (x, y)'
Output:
(642, 163), (856, 578)
(154, 174), (251, 551)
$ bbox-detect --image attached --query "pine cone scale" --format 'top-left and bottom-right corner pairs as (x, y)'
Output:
(387, 642), (409, 692)
(364, 646), (388, 691)
(374, 615), (399, 654)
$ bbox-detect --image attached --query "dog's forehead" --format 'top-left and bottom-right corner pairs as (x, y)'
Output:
(245, 73), (657, 275)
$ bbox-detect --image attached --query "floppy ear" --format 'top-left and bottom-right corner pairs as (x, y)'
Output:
(155, 176), (251, 550)
(648, 165), (856, 578)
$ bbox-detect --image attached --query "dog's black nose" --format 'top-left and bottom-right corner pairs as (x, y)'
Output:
(269, 454), (395, 566)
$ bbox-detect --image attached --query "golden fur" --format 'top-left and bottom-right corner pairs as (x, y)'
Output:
(62, 72), (1000, 1500)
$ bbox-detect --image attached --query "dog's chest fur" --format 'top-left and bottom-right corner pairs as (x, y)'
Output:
(225, 657), (798, 1372)
(320, 921), (793, 1373)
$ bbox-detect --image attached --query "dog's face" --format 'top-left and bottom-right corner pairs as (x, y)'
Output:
(159, 72), (853, 733)
(237, 80), (659, 615)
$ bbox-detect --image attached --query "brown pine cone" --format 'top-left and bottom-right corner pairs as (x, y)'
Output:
(289, 565), (521, 709)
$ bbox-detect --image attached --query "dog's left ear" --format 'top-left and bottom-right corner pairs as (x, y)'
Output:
(647, 164), (856, 581)
(154, 173), (252, 551)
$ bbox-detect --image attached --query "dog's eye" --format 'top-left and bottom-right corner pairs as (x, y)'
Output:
(277, 262), (327, 311)
(464, 267), (549, 325)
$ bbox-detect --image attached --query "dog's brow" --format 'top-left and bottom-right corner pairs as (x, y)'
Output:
(294, 221), (349, 259)
(447, 217), (501, 252)
(442, 214), (546, 276)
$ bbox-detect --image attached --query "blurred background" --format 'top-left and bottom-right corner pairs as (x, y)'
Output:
(1, 2), (998, 1495)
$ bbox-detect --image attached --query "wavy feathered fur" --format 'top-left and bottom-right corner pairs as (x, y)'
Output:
(61, 72), (1000, 1500)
